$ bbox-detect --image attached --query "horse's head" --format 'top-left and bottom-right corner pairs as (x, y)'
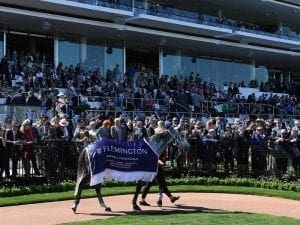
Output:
(170, 129), (191, 153)
(148, 128), (191, 156)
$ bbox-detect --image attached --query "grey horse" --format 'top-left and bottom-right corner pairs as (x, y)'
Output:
(72, 129), (190, 213)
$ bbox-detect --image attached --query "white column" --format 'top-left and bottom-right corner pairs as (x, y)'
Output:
(132, 0), (135, 11)
(3, 30), (6, 57)
(217, 9), (222, 17)
(54, 33), (59, 67)
(123, 41), (126, 74)
(104, 39), (107, 78)
(177, 48), (181, 76)
(278, 22), (283, 33)
(142, 0), (148, 9)
(159, 46), (163, 76)
(250, 59), (255, 80)
(80, 36), (87, 65)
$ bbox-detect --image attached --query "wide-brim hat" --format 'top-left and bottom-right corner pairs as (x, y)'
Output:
(59, 119), (69, 127)
(234, 118), (240, 124)
(57, 92), (66, 97)
(22, 119), (31, 126)
(154, 127), (166, 134)
(256, 118), (265, 123)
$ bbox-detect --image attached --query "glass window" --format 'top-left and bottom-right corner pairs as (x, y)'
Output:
(82, 37), (105, 73)
(210, 60), (226, 86)
(105, 40), (124, 78)
(239, 63), (253, 84)
(161, 47), (178, 77)
(255, 66), (268, 83)
(58, 34), (107, 73)
(179, 52), (196, 77)
(195, 57), (264, 87)
(58, 34), (80, 67)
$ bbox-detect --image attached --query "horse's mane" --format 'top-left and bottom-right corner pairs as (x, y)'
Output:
(149, 130), (170, 141)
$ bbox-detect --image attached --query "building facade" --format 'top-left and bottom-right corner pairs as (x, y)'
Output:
(0, 0), (299, 87)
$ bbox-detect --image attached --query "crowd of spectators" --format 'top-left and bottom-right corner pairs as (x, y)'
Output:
(1, 110), (300, 180)
(0, 50), (299, 180)
(0, 51), (298, 121)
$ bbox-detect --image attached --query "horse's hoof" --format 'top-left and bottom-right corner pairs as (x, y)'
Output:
(133, 204), (141, 211)
(105, 207), (112, 212)
(71, 206), (77, 213)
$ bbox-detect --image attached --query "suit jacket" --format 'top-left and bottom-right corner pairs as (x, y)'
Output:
(111, 125), (127, 141)
(5, 129), (23, 151)
(96, 127), (111, 140)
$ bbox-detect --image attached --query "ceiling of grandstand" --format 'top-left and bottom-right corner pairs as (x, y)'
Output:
(0, 1), (299, 72)
(155, 0), (300, 31)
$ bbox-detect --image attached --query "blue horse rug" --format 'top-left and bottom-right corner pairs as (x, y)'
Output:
(86, 139), (159, 186)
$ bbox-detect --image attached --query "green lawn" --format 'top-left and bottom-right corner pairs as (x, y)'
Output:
(62, 211), (300, 225)
(1, 185), (300, 207)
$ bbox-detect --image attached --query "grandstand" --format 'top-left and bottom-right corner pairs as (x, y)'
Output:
(1, 0), (300, 182)
(0, 0), (298, 118)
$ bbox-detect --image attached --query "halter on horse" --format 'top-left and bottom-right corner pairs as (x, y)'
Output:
(72, 128), (190, 213)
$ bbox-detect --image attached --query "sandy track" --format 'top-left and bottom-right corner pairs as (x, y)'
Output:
(0, 193), (299, 225)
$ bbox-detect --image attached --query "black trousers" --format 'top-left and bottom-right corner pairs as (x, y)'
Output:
(9, 147), (20, 177)
(141, 165), (171, 199)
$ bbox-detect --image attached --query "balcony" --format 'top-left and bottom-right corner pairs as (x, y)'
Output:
(0, 0), (134, 22)
(128, 0), (300, 50)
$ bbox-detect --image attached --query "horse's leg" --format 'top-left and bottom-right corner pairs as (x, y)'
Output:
(132, 181), (144, 211)
(72, 176), (86, 213)
(95, 184), (111, 212)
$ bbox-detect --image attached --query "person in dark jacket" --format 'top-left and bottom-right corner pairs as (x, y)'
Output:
(5, 121), (23, 178)
(26, 91), (41, 106)
(11, 89), (26, 105)
(274, 129), (290, 177)
(234, 128), (251, 176)
(250, 126), (268, 177)
(138, 122), (180, 207)
(221, 125), (235, 174)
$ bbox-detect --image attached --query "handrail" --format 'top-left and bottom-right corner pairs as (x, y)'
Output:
(67, 0), (133, 11)
(201, 100), (294, 116)
(85, 109), (210, 121)
(133, 0), (300, 42)
(63, 0), (300, 41)
(71, 96), (298, 119)
(0, 97), (297, 125)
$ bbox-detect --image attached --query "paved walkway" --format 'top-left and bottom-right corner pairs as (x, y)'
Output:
(1, 193), (300, 225)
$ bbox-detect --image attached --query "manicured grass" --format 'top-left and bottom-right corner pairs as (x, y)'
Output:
(62, 211), (300, 225)
(1, 185), (300, 207)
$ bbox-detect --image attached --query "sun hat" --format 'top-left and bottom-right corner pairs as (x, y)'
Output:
(59, 118), (69, 127)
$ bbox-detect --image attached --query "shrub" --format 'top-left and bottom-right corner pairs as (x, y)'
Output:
(0, 177), (299, 197)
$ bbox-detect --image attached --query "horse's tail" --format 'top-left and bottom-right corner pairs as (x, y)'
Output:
(74, 148), (89, 196)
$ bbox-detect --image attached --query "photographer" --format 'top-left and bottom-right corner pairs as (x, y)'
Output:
(274, 129), (290, 177)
